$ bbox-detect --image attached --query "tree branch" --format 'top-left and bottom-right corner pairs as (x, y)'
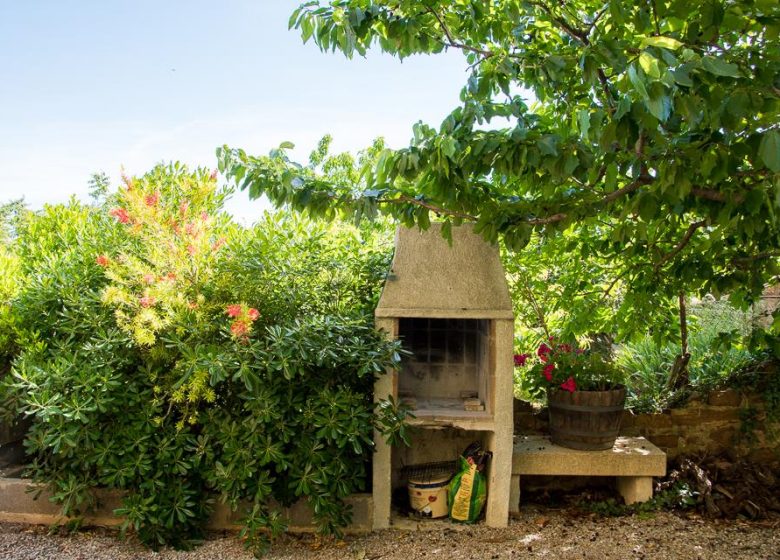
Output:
(425, 7), (493, 58)
(691, 188), (745, 203)
(379, 194), (477, 220)
(653, 220), (708, 272)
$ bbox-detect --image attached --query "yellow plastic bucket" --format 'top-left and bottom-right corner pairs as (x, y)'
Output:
(408, 473), (451, 518)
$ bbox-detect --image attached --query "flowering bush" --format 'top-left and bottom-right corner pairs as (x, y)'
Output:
(0, 164), (403, 554)
(515, 339), (626, 399)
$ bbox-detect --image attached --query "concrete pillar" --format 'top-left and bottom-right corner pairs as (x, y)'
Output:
(484, 318), (514, 527)
(616, 476), (654, 504)
(372, 317), (398, 530)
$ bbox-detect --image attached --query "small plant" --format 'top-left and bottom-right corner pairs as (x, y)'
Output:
(515, 340), (626, 400)
(582, 481), (696, 517)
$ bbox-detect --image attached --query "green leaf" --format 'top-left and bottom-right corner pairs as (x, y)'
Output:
(537, 135), (558, 156)
(628, 64), (649, 99)
(577, 109), (590, 140)
(672, 65), (693, 87)
(640, 36), (684, 50)
(279, 141), (295, 150)
(701, 56), (741, 78)
(614, 96), (631, 120)
(759, 130), (780, 172)
(639, 52), (661, 78)
(646, 94), (670, 122)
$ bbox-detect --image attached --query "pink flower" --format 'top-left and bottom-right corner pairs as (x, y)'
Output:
(179, 201), (189, 216)
(142, 273), (155, 284)
(513, 353), (528, 366)
(212, 237), (226, 252)
(230, 321), (248, 338)
(209, 169), (218, 181)
(542, 363), (555, 382)
(560, 376), (577, 393)
(144, 191), (160, 207)
(185, 221), (197, 236)
(187, 301), (199, 310)
(164, 272), (176, 281)
(226, 304), (242, 318)
(109, 207), (131, 224)
(537, 343), (551, 362)
(247, 308), (260, 321)
(187, 244), (197, 256)
(200, 211), (209, 222)
(96, 255), (110, 267)
(139, 295), (156, 308)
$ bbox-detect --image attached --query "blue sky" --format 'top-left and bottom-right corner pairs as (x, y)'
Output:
(0, 1), (467, 222)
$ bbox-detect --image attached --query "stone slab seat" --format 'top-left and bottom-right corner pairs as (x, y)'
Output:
(510, 435), (666, 512)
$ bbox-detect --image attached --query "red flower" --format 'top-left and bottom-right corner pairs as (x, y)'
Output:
(543, 363), (555, 381)
(226, 304), (242, 318)
(537, 343), (551, 362)
(247, 308), (260, 321)
(96, 255), (110, 267)
(164, 272), (176, 282)
(230, 321), (248, 337)
(144, 191), (160, 207)
(513, 353), (528, 366)
(139, 295), (156, 308)
(560, 376), (577, 393)
(109, 207), (130, 224)
(559, 343), (572, 353)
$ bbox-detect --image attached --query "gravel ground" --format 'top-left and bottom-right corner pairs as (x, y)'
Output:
(1, 510), (779, 560)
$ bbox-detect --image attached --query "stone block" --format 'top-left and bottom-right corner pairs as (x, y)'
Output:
(707, 389), (742, 407)
(0, 478), (373, 533)
(646, 434), (680, 452)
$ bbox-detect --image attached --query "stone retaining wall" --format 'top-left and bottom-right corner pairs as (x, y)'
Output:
(514, 389), (780, 464)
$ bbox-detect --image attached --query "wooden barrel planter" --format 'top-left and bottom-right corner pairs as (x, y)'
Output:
(547, 386), (626, 451)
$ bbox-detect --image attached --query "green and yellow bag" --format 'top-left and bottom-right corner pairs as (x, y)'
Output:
(448, 442), (491, 523)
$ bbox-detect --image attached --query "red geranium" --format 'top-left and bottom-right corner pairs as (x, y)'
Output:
(560, 376), (577, 393)
(513, 353), (529, 366)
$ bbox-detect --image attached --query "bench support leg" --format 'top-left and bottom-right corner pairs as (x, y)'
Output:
(616, 476), (653, 504)
(509, 474), (520, 515)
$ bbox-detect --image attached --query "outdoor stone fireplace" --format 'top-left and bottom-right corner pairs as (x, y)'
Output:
(373, 223), (514, 528)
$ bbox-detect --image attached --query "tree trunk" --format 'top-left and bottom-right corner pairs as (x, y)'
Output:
(667, 292), (691, 391)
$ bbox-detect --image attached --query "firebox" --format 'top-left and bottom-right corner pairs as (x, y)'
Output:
(373, 224), (514, 529)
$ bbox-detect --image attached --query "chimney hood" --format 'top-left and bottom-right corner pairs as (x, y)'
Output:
(375, 224), (513, 320)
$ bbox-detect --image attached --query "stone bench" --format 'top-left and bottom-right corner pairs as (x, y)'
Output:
(510, 435), (666, 512)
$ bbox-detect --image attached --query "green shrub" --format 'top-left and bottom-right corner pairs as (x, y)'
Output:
(0, 164), (404, 554)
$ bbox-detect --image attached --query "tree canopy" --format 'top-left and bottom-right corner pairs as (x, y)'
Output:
(218, 0), (780, 340)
